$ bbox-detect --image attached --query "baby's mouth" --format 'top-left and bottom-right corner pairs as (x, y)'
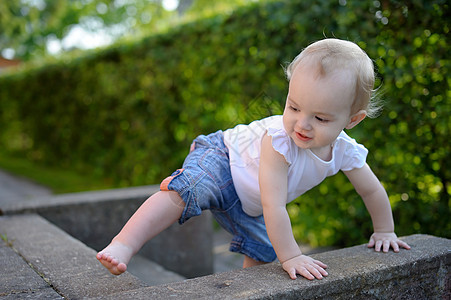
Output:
(296, 132), (312, 142)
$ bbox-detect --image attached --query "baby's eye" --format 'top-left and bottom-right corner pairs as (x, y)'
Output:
(290, 106), (299, 112)
(315, 116), (329, 122)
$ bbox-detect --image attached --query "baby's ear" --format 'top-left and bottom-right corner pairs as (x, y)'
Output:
(346, 110), (366, 129)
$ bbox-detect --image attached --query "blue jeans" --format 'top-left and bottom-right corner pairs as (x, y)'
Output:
(160, 131), (276, 262)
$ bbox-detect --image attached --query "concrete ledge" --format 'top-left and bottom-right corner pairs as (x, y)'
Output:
(95, 234), (450, 300)
(0, 239), (62, 299)
(1, 183), (449, 298)
(1, 213), (449, 299)
(1, 185), (213, 278)
(0, 214), (146, 299)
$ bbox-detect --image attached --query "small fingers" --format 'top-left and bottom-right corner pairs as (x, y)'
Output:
(286, 265), (328, 280)
(372, 239), (411, 253)
(391, 240), (400, 253)
(375, 240), (382, 252)
(382, 240), (391, 252)
(287, 266), (316, 280)
(313, 259), (328, 269)
(311, 262), (329, 277)
(374, 239), (392, 252)
(297, 267), (315, 280)
(398, 240), (411, 250)
(283, 256), (329, 280)
(309, 264), (328, 279)
(298, 264), (328, 280)
(288, 268), (297, 280)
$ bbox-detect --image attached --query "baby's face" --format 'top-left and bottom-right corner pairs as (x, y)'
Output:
(283, 63), (356, 157)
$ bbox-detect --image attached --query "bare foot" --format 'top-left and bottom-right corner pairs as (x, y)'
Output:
(96, 241), (134, 275)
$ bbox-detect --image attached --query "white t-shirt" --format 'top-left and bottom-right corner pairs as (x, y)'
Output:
(223, 115), (368, 216)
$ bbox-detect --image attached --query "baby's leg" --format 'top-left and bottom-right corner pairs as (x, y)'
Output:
(97, 191), (185, 275)
(243, 255), (268, 268)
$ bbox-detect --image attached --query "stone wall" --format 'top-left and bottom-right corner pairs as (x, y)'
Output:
(1, 186), (449, 299)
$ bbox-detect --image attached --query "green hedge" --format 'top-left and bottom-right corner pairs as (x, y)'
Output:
(0, 0), (448, 247)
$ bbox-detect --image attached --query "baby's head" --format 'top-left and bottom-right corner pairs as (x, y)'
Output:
(286, 39), (379, 118)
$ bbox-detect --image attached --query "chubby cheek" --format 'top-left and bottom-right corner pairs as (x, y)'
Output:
(321, 130), (342, 145)
(282, 114), (293, 134)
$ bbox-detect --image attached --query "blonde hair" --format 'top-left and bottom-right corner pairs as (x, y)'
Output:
(285, 39), (381, 118)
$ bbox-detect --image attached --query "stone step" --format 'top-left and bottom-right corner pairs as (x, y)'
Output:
(1, 214), (449, 299)
(92, 234), (451, 299)
(1, 184), (214, 279)
(0, 214), (184, 298)
(0, 239), (62, 299)
(127, 254), (185, 285)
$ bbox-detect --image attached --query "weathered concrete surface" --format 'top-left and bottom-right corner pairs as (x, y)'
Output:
(93, 234), (450, 300)
(0, 240), (62, 299)
(1, 212), (449, 299)
(0, 214), (147, 299)
(1, 185), (213, 278)
(127, 254), (185, 286)
(0, 172), (449, 299)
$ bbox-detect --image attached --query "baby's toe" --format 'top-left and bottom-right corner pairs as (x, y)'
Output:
(117, 263), (127, 273)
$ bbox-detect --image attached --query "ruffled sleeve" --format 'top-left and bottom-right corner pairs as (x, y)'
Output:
(267, 125), (293, 165)
(339, 136), (368, 171)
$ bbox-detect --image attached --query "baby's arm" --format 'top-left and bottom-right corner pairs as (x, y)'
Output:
(259, 134), (328, 280)
(344, 164), (411, 252)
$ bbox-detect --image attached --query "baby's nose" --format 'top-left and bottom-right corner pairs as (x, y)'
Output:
(296, 116), (312, 131)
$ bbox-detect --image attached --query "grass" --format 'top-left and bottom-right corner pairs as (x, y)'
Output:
(0, 152), (116, 194)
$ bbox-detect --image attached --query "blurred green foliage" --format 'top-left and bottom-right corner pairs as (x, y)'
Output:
(0, 0), (449, 247)
(0, 0), (165, 59)
(0, 0), (259, 60)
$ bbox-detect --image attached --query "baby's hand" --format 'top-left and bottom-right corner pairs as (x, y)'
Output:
(368, 232), (411, 252)
(282, 254), (328, 280)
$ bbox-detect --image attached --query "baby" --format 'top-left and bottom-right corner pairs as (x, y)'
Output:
(97, 38), (410, 280)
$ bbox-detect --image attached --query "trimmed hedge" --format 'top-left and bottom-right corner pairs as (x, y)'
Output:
(0, 0), (449, 247)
